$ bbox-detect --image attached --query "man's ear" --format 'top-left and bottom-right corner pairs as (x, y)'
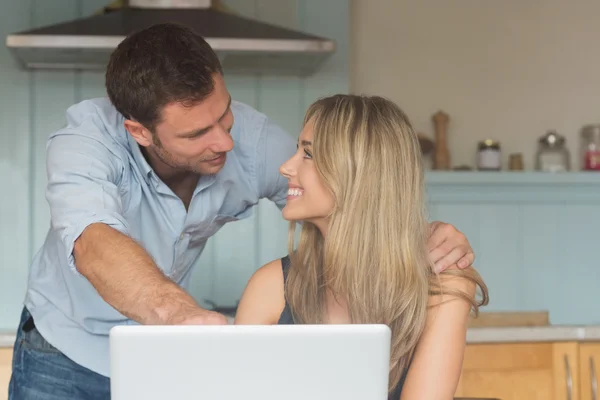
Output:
(124, 119), (153, 147)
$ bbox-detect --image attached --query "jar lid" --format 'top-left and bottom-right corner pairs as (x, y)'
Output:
(478, 139), (500, 149)
(582, 124), (600, 139)
(539, 130), (565, 147)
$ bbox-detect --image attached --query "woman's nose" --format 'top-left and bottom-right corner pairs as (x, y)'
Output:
(279, 156), (296, 178)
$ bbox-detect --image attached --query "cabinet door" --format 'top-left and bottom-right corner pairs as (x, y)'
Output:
(0, 348), (12, 400)
(579, 343), (600, 400)
(455, 342), (579, 400)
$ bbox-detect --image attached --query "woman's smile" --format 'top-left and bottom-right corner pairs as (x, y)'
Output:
(286, 185), (304, 201)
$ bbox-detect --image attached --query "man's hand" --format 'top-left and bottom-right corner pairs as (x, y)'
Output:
(427, 221), (474, 273)
(168, 310), (230, 326)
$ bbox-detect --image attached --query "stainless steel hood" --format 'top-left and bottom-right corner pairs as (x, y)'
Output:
(5, 0), (336, 76)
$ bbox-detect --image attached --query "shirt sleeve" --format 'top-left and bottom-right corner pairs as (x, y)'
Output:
(256, 119), (297, 210)
(45, 132), (129, 275)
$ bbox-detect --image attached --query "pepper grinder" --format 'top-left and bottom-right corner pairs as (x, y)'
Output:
(432, 110), (451, 170)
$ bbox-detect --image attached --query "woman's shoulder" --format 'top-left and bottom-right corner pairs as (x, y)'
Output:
(258, 255), (291, 280)
(258, 255), (290, 280)
(233, 256), (289, 325)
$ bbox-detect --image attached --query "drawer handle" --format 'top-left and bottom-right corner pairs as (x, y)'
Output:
(591, 356), (598, 400)
(564, 355), (572, 400)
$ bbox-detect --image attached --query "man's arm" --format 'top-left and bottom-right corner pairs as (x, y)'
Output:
(47, 133), (225, 325)
(73, 223), (225, 325)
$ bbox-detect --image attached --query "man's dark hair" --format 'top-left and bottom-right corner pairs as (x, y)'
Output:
(106, 22), (223, 131)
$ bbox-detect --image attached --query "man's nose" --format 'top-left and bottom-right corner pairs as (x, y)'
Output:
(210, 125), (234, 153)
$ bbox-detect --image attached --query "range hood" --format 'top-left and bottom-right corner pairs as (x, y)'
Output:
(5, 0), (336, 76)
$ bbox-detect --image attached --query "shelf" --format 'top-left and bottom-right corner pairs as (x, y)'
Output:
(425, 171), (600, 185)
(424, 172), (600, 203)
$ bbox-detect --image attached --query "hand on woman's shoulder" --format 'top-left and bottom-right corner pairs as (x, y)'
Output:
(234, 258), (286, 325)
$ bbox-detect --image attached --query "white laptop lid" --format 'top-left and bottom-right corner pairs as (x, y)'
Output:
(109, 324), (391, 400)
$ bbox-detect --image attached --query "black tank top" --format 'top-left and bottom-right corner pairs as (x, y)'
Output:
(276, 255), (405, 400)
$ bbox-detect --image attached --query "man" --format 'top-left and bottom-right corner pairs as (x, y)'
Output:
(8, 23), (475, 399)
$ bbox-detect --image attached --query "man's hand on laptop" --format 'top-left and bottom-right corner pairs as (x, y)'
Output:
(169, 309), (229, 325)
(151, 287), (230, 325)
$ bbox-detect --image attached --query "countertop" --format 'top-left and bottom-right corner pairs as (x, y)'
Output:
(0, 332), (15, 348)
(3, 325), (600, 348)
(466, 325), (600, 343)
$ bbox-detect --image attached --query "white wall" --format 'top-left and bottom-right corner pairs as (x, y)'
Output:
(351, 0), (600, 170)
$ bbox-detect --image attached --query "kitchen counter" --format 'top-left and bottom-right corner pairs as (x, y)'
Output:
(3, 325), (600, 348)
(0, 332), (15, 348)
(467, 325), (600, 343)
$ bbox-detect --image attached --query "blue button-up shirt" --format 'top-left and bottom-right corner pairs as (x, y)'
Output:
(24, 97), (295, 377)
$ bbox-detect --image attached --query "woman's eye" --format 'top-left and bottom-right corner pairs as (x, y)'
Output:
(303, 149), (312, 159)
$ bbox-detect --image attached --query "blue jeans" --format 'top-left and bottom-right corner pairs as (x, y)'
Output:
(8, 308), (110, 400)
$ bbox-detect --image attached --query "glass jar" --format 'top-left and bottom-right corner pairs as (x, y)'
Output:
(509, 153), (524, 170)
(535, 130), (570, 172)
(477, 139), (501, 171)
(581, 124), (600, 171)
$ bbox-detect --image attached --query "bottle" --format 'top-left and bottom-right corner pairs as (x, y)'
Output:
(581, 124), (600, 171)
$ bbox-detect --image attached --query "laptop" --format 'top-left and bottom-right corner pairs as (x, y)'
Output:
(109, 323), (392, 400)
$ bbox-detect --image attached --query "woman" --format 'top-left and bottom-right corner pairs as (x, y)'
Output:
(234, 94), (489, 399)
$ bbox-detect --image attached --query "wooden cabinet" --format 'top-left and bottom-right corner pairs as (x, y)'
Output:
(578, 343), (600, 400)
(455, 342), (579, 400)
(0, 348), (12, 400)
(455, 341), (600, 400)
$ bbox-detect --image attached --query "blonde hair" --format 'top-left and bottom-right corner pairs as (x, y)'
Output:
(285, 94), (488, 394)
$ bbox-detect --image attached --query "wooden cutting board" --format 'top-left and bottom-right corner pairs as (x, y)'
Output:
(468, 311), (549, 328)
